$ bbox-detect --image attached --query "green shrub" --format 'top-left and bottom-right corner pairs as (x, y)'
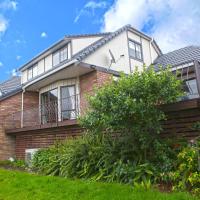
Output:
(0, 159), (27, 169)
(168, 146), (200, 195)
(32, 67), (183, 187)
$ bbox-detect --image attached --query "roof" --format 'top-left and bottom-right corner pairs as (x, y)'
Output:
(64, 32), (111, 38)
(73, 24), (162, 61)
(19, 24), (162, 72)
(0, 76), (22, 100)
(153, 45), (200, 70)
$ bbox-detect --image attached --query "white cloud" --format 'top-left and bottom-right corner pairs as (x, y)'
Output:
(41, 32), (47, 38)
(16, 55), (21, 60)
(0, 15), (8, 38)
(101, 0), (200, 53)
(0, 62), (3, 67)
(74, 1), (107, 23)
(0, 1), (18, 40)
(0, 0), (18, 11)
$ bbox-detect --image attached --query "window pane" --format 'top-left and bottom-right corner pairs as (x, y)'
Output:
(129, 40), (142, 60)
(41, 89), (58, 124)
(28, 68), (33, 80)
(61, 86), (76, 120)
(184, 79), (199, 99)
(60, 47), (68, 62)
(135, 44), (142, 59)
(53, 51), (60, 66)
(32, 65), (38, 77)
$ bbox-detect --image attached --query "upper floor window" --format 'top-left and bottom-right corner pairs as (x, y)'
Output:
(53, 46), (68, 67)
(129, 40), (143, 61)
(27, 64), (38, 80)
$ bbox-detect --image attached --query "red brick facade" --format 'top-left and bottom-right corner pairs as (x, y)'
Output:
(0, 92), (22, 160)
(15, 125), (83, 159)
(0, 70), (113, 159)
(80, 70), (112, 114)
(1, 70), (200, 160)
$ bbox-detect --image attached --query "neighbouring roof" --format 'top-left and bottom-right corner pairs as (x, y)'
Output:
(153, 46), (200, 71)
(0, 76), (22, 100)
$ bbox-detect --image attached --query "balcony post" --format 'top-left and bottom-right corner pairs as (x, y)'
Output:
(194, 60), (200, 96)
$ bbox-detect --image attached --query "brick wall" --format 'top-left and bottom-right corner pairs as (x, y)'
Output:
(80, 70), (112, 114)
(23, 91), (39, 127)
(0, 91), (39, 160)
(15, 125), (83, 159)
(1, 70), (113, 159)
(0, 92), (22, 160)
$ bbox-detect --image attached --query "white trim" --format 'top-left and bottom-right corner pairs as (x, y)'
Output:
(22, 59), (77, 90)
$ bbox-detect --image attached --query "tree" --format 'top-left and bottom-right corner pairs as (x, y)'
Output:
(80, 66), (183, 159)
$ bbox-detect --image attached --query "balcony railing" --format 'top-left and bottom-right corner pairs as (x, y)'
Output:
(4, 94), (80, 130)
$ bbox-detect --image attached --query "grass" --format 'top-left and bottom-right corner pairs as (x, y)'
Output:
(0, 169), (197, 200)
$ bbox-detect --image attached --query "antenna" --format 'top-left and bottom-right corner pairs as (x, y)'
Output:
(108, 49), (124, 70)
(109, 49), (116, 64)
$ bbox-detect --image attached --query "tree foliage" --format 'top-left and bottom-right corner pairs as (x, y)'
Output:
(80, 66), (183, 153)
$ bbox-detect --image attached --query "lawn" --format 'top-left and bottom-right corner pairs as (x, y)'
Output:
(0, 169), (197, 200)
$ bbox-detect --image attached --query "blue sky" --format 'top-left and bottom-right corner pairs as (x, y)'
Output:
(0, 0), (200, 82)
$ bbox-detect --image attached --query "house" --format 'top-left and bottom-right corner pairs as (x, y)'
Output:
(0, 24), (200, 160)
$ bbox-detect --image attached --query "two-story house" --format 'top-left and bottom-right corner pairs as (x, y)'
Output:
(1, 24), (200, 161)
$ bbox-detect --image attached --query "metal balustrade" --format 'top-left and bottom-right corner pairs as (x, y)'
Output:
(4, 94), (80, 130)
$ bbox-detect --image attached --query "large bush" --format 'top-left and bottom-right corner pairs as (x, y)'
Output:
(33, 67), (184, 185)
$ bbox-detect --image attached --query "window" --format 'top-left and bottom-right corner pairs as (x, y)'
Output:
(27, 64), (38, 80)
(60, 47), (68, 62)
(53, 51), (60, 66)
(129, 40), (142, 61)
(53, 46), (68, 67)
(183, 79), (199, 99)
(41, 88), (58, 124)
(32, 64), (38, 77)
(28, 68), (33, 80)
(61, 85), (76, 120)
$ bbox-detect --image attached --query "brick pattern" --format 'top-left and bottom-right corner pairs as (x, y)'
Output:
(0, 71), (112, 160)
(0, 92), (22, 160)
(23, 91), (39, 127)
(80, 70), (112, 114)
(15, 125), (83, 159)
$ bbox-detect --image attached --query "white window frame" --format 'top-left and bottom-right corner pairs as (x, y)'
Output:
(52, 45), (68, 67)
(27, 68), (33, 80)
(129, 39), (143, 61)
(32, 64), (38, 78)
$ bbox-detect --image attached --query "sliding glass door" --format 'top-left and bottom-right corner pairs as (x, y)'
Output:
(61, 85), (76, 120)
(41, 88), (58, 124)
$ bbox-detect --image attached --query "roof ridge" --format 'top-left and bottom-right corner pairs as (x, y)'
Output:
(65, 32), (112, 38)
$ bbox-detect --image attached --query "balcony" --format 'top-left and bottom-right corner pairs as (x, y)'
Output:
(4, 94), (80, 133)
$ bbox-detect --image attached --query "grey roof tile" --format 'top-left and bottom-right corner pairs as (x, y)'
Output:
(0, 76), (22, 99)
(65, 32), (111, 38)
(73, 25), (132, 61)
(153, 46), (200, 70)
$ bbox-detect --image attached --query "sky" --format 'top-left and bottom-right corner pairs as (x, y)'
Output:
(0, 0), (200, 82)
